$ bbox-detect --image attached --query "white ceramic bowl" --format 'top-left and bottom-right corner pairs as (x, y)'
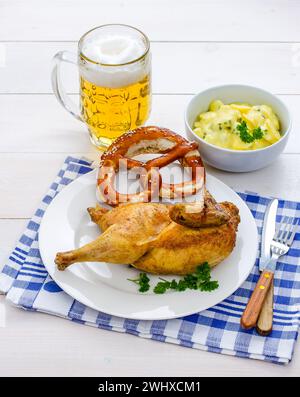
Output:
(185, 84), (292, 172)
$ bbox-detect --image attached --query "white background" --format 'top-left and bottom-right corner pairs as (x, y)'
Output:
(0, 0), (299, 376)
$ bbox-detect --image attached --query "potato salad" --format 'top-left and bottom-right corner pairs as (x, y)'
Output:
(193, 100), (281, 150)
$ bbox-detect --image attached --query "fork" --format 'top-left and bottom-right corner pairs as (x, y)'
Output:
(241, 216), (299, 330)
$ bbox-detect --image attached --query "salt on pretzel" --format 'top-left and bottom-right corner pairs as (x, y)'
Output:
(97, 126), (205, 206)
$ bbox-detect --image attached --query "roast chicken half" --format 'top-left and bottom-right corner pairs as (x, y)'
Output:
(55, 190), (240, 275)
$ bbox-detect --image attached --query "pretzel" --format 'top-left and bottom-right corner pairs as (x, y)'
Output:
(97, 126), (205, 206)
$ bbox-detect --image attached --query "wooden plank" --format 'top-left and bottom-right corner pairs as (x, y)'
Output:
(0, 94), (299, 154)
(1, 0), (300, 42)
(0, 42), (299, 94)
(0, 152), (299, 218)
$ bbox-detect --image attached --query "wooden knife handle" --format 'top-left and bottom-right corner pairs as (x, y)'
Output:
(256, 279), (274, 336)
(240, 270), (274, 329)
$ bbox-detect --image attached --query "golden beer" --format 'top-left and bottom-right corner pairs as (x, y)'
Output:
(80, 73), (151, 147)
(52, 24), (151, 150)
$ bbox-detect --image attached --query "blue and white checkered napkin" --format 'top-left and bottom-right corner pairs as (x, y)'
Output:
(1, 156), (299, 364)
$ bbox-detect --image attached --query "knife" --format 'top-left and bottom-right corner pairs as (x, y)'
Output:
(256, 198), (278, 335)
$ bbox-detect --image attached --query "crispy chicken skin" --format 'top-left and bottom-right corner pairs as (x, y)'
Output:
(55, 191), (240, 275)
(55, 203), (171, 269)
(134, 201), (240, 274)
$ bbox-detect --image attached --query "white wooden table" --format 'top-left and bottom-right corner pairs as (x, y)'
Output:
(0, 0), (299, 376)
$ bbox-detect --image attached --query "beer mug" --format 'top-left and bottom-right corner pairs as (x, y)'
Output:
(52, 24), (151, 149)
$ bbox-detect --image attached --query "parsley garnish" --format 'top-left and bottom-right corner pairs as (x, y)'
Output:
(252, 127), (264, 140)
(154, 263), (218, 294)
(153, 280), (170, 294)
(236, 121), (263, 143)
(129, 263), (219, 294)
(200, 280), (219, 291)
(127, 273), (150, 292)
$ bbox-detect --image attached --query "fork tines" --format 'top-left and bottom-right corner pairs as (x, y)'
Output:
(274, 216), (300, 246)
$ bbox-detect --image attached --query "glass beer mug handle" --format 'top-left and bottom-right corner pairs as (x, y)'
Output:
(51, 51), (83, 121)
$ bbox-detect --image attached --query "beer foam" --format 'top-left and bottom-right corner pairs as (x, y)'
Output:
(80, 35), (149, 88)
